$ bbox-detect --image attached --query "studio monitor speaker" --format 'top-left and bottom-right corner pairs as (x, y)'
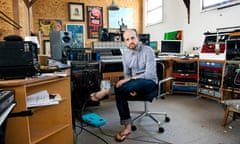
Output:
(50, 31), (72, 61)
(139, 34), (150, 46)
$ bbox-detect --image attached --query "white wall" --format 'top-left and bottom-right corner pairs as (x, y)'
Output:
(143, 0), (240, 54)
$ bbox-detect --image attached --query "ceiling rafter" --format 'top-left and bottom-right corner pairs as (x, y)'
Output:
(183, 0), (190, 24)
(23, 0), (38, 8)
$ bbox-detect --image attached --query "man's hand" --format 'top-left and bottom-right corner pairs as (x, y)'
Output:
(129, 91), (137, 96)
(116, 79), (129, 88)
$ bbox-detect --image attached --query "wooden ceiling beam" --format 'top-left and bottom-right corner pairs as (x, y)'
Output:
(23, 0), (38, 8)
(183, 0), (190, 24)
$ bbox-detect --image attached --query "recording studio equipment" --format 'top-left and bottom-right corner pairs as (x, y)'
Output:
(92, 41), (125, 72)
(71, 61), (100, 120)
(0, 89), (15, 144)
(201, 32), (228, 54)
(108, 32), (123, 41)
(224, 63), (240, 89)
(172, 61), (198, 92)
(98, 28), (109, 41)
(66, 48), (94, 61)
(50, 31), (72, 63)
(0, 90), (15, 117)
(0, 41), (38, 79)
(139, 34), (150, 46)
(226, 39), (240, 60)
(198, 61), (223, 98)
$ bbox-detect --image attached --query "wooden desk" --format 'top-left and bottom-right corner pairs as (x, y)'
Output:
(101, 58), (173, 92)
(0, 76), (73, 144)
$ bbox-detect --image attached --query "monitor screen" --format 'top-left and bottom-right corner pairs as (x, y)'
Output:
(149, 41), (158, 50)
(160, 40), (182, 54)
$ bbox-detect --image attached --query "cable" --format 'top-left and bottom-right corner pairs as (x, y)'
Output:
(234, 70), (240, 85)
(74, 123), (109, 144)
(72, 100), (171, 144)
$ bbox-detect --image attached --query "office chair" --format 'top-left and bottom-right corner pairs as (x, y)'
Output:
(129, 62), (174, 133)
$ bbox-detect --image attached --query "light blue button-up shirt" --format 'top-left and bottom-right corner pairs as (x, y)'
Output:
(122, 42), (158, 83)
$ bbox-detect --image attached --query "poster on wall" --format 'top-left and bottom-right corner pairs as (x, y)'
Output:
(66, 24), (85, 48)
(108, 8), (133, 29)
(87, 6), (103, 39)
(39, 19), (62, 37)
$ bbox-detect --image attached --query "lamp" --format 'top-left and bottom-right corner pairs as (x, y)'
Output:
(108, 0), (119, 11)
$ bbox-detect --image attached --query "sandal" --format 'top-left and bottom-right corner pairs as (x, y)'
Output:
(90, 92), (109, 102)
(115, 131), (131, 142)
(90, 92), (100, 101)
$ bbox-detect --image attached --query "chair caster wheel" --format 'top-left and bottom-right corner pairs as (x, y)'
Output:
(165, 116), (170, 122)
(131, 125), (137, 131)
(158, 127), (164, 133)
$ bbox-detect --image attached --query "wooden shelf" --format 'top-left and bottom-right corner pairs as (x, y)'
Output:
(198, 93), (221, 102)
(2, 76), (73, 144)
(172, 90), (197, 95)
(31, 124), (70, 143)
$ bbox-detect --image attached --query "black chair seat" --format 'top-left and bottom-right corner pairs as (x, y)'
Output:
(127, 88), (158, 102)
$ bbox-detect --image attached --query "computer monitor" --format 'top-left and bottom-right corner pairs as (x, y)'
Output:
(160, 40), (182, 55)
(150, 41), (158, 50)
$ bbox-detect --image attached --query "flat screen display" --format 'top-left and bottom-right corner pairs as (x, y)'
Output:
(160, 40), (182, 54)
(149, 41), (158, 50)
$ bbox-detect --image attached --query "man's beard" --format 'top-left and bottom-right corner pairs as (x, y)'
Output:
(129, 43), (137, 49)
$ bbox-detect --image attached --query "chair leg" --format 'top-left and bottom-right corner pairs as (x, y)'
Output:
(233, 112), (237, 121)
(131, 102), (169, 128)
(148, 111), (169, 126)
(222, 106), (230, 127)
(131, 112), (147, 122)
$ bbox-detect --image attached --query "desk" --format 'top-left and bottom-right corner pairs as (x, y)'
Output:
(101, 57), (173, 92)
(0, 76), (73, 144)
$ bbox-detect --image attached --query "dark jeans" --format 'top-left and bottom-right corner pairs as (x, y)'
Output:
(114, 78), (157, 125)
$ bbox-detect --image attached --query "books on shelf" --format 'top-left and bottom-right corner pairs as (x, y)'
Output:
(27, 90), (62, 108)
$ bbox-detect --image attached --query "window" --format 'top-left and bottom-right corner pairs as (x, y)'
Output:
(201, 0), (240, 11)
(145, 0), (163, 26)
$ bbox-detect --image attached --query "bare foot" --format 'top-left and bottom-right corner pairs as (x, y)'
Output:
(115, 124), (132, 142)
(90, 89), (109, 101)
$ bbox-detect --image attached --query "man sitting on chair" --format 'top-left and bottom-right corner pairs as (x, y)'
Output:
(90, 29), (158, 142)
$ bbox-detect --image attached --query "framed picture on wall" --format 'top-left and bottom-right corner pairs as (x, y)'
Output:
(68, 2), (85, 21)
(39, 19), (62, 37)
(66, 24), (85, 48)
(86, 6), (103, 39)
(108, 8), (133, 29)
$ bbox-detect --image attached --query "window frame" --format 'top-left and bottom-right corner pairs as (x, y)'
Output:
(145, 0), (163, 26)
(200, 0), (240, 12)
